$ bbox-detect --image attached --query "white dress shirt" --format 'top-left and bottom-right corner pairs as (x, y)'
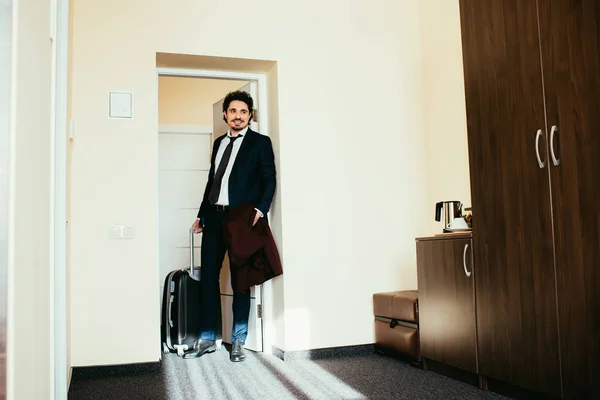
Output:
(214, 127), (248, 206)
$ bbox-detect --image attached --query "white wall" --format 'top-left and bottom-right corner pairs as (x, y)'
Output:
(69, 0), (431, 364)
(66, 0), (75, 384)
(8, 0), (53, 398)
(419, 0), (472, 235)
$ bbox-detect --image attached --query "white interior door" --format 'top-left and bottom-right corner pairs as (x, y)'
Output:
(213, 81), (263, 351)
(158, 128), (211, 299)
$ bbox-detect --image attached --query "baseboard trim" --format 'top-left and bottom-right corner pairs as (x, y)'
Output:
(71, 361), (161, 380)
(272, 344), (375, 361)
(423, 358), (479, 387)
(485, 376), (558, 400)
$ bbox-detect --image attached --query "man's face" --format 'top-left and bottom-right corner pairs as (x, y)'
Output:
(224, 100), (251, 132)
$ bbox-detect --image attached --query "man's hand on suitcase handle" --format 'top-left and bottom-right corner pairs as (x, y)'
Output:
(192, 219), (203, 234)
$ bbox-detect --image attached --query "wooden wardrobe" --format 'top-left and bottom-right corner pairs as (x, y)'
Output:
(458, 0), (600, 398)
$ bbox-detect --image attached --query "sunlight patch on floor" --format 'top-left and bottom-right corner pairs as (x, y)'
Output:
(162, 351), (366, 400)
(293, 359), (366, 399)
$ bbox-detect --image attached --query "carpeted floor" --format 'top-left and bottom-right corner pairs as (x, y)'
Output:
(68, 348), (511, 400)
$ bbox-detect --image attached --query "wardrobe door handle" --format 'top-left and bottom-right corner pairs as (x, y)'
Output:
(535, 129), (545, 168)
(463, 244), (472, 277)
(550, 125), (560, 166)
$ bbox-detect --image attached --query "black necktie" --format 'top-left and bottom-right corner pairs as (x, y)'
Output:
(208, 135), (241, 205)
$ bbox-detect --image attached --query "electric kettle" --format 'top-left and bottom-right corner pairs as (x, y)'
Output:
(435, 201), (463, 232)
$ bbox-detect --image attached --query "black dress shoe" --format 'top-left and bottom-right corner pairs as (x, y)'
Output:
(230, 341), (246, 362)
(182, 339), (217, 359)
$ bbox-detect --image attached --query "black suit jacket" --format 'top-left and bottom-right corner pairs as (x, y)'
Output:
(197, 129), (276, 221)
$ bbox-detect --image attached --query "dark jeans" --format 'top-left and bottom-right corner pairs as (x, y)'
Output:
(199, 206), (251, 344)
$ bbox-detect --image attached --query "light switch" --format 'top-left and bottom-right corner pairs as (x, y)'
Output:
(109, 226), (122, 238)
(109, 92), (132, 119)
(109, 225), (134, 239)
(122, 226), (134, 238)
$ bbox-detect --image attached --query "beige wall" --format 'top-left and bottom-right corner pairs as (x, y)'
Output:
(69, 0), (430, 364)
(8, 0), (52, 398)
(158, 77), (248, 125)
(419, 0), (472, 235)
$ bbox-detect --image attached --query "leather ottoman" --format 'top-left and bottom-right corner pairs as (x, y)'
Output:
(373, 290), (420, 363)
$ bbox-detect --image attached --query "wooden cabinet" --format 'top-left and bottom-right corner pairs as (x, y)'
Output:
(459, 0), (561, 396)
(538, 2), (600, 398)
(416, 235), (477, 374)
(458, 0), (600, 398)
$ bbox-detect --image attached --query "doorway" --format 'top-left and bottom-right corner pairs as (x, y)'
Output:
(157, 71), (269, 353)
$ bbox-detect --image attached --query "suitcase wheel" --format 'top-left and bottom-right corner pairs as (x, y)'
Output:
(174, 344), (189, 357)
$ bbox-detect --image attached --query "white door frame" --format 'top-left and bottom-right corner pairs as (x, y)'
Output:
(156, 68), (271, 354)
(51, 0), (69, 399)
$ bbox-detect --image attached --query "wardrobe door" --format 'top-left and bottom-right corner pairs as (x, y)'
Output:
(459, 0), (561, 396)
(538, 1), (600, 397)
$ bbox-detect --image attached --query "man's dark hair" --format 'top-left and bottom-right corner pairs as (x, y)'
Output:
(222, 90), (254, 123)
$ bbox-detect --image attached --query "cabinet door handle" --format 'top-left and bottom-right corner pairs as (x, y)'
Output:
(463, 244), (472, 277)
(535, 129), (545, 168)
(550, 125), (560, 166)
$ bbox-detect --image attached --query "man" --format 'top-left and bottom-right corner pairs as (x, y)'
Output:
(186, 90), (276, 362)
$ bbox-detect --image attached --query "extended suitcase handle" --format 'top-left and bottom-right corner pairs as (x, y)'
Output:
(187, 228), (200, 280)
(189, 227), (195, 271)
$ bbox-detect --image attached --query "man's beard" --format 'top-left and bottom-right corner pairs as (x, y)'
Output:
(230, 119), (247, 131)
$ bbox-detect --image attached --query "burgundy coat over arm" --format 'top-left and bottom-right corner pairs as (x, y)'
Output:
(223, 203), (283, 293)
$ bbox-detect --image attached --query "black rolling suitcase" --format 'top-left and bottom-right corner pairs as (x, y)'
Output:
(161, 229), (203, 357)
